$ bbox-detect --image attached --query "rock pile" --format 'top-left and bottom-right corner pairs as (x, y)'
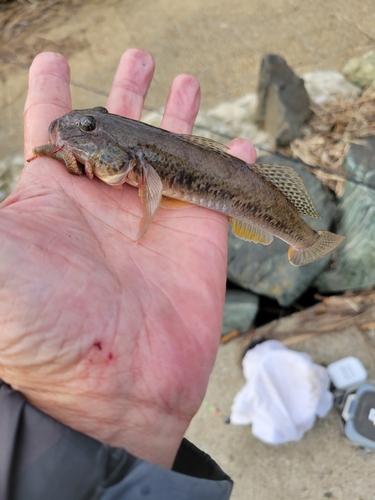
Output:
(172, 53), (374, 335)
(4, 52), (374, 336)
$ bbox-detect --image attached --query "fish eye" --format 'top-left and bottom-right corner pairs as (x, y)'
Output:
(79, 116), (96, 132)
(93, 106), (108, 114)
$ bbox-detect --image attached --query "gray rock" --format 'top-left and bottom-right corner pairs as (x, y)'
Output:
(199, 94), (271, 149)
(343, 51), (375, 90)
(222, 289), (259, 335)
(302, 71), (361, 105)
(142, 98), (271, 150)
(227, 154), (337, 307)
(254, 54), (312, 146)
(316, 137), (375, 293)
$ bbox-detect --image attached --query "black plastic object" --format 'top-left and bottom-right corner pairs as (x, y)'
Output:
(334, 383), (375, 449)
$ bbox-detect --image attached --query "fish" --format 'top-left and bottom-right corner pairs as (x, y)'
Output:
(30, 106), (344, 266)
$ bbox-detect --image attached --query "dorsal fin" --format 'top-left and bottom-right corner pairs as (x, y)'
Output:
(176, 134), (229, 155)
(252, 163), (321, 218)
(228, 217), (273, 245)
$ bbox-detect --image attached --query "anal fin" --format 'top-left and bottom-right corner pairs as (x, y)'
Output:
(228, 217), (273, 245)
(160, 196), (194, 209)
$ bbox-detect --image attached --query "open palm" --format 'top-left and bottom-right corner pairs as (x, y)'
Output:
(0, 50), (256, 467)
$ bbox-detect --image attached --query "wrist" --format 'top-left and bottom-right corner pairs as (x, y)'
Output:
(13, 383), (192, 469)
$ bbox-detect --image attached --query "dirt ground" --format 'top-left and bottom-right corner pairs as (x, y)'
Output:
(1, 0), (375, 159)
(1, 1), (375, 499)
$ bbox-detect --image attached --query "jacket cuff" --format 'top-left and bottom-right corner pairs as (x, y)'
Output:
(0, 380), (232, 500)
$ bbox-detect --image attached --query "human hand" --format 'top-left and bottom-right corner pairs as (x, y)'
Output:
(0, 50), (257, 467)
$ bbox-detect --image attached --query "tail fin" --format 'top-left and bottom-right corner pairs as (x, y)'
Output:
(288, 230), (345, 266)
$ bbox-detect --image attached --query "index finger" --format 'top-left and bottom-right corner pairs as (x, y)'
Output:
(24, 52), (71, 159)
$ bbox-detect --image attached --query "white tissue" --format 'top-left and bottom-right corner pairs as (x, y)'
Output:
(230, 340), (333, 444)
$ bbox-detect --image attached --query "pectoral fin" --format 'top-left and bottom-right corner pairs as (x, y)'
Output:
(137, 158), (163, 240)
(228, 217), (273, 245)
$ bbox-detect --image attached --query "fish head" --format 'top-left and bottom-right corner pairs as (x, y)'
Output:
(48, 107), (135, 184)
(48, 107), (109, 167)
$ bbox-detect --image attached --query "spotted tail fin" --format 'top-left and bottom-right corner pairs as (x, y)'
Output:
(288, 230), (345, 266)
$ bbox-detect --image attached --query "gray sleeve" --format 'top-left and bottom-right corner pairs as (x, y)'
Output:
(0, 381), (233, 500)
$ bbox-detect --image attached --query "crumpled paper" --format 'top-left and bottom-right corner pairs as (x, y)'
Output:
(230, 340), (333, 444)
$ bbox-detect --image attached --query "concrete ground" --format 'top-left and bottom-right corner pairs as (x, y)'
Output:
(1, 1), (375, 498)
(186, 331), (375, 499)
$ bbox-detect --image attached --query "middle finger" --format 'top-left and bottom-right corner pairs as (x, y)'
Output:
(106, 49), (155, 119)
(161, 74), (200, 134)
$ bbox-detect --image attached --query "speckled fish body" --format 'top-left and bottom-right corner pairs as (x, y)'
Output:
(31, 107), (344, 266)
